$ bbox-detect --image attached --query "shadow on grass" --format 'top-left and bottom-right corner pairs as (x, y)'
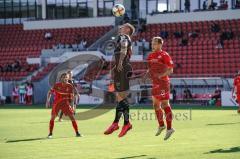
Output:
(206, 122), (240, 126)
(205, 146), (240, 154)
(115, 155), (156, 159)
(28, 121), (49, 124)
(6, 136), (70, 143)
(6, 137), (47, 143)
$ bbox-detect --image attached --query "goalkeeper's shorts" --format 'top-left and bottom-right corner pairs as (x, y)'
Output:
(113, 63), (132, 92)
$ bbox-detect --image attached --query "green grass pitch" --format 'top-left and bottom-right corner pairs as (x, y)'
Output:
(0, 105), (239, 159)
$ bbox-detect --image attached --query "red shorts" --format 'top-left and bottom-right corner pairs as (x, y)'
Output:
(51, 99), (74, 116)
(152, 81), (170, 101)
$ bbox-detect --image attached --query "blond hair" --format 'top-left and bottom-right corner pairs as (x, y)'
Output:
(120, 23), (135, 36)
(152, 37), (164, 44)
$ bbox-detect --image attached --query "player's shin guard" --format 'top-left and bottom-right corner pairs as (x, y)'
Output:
(113, 102), (124, 123)
(163, 106), (173, 130)
(49, 120), (54, 134)
(120, 98), (130, 125)
(71, 120), (79, 133)
(155, 109), (164, 127)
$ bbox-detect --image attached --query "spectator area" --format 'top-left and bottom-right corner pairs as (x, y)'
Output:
(132, 19), (240, 77)
(0, 19), (239, 81)
(0, 25), (112, 81)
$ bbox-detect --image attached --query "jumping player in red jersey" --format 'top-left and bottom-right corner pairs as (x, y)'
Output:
(46, 73), (82, 138)
(232, 70), (240, 114)
(144, 37), (175, 140)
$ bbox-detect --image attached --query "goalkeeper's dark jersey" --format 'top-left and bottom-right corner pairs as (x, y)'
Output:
(112, 34), (133, 92)
(113, 34), (132, 66)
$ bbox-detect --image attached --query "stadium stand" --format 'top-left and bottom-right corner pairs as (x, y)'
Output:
(31, 63), (57, 81)
(0, 24), (112, 81)
(132, 19), (240, 78)
(76, 19), (240, 82)
(0, 19), (239, 81)
(77, 19), (240, 85)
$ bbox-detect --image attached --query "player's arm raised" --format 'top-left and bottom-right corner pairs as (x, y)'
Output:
(117, 38), (128, 72)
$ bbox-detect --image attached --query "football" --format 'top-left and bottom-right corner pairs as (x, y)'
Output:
(112, 4), (125, 17)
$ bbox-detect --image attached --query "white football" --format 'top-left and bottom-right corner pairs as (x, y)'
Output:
(112, 4), (125, 17)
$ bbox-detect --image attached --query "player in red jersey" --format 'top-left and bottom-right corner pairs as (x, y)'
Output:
(58, 70), (79, 122)
(232, 70), (240, 114)
(144, 37), (174, 140)
(46, 73), (82, 138)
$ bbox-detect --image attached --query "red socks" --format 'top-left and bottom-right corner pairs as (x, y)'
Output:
(49, 120), (54, 134)
(163, 106), (173, 130)
(155, 109), (164, 127)
(49, 120), (79, 134)
(71, 120), (79, 133)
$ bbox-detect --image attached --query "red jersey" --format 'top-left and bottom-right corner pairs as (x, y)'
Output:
(234, 76), (240, 94)
(50, 82), (74, 104)
(147, 50), (173, 84)
(50, 82), (75, 116)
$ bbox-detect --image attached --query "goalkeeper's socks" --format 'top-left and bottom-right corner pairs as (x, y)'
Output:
(121, 99), (130, 125)
(123, 106), (130, 125)
(163, 106), (173, 130)
(113, 102), (123, 123)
